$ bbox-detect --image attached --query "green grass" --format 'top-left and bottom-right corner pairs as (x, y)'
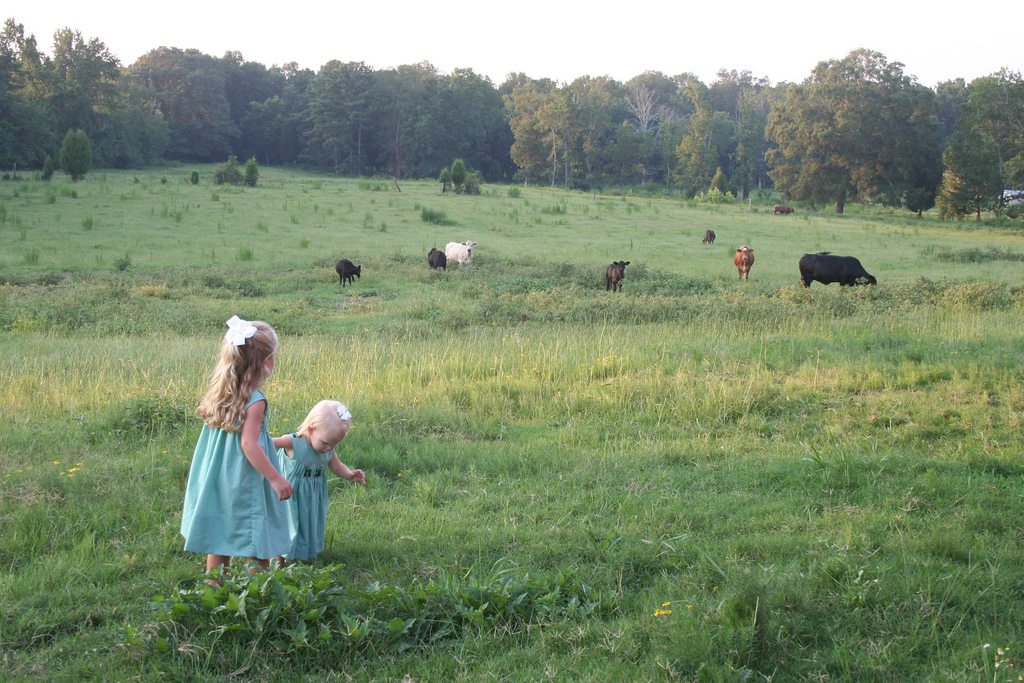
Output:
(2, 167), (1024, 680)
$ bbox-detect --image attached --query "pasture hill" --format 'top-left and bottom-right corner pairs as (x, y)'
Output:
(2, 167), (1024, 681)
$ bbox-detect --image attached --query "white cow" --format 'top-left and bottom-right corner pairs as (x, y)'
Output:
(445, 240), (478, 265)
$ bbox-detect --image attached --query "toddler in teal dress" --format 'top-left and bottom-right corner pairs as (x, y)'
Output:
(180, 316), (293, 575)
(273, 400), (365, 562)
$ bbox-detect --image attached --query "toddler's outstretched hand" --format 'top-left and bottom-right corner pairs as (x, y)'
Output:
(349, 469), (366, 485)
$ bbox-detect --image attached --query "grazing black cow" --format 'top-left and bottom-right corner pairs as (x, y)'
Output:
(702, 229), (716, 245)
(798, 252), (876, 287)
(427, 247), (447, 270)
(605, 260), (630, 292)
(335, 258), (361, 286)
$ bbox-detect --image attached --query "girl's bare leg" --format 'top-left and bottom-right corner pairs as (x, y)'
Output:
(206, 554), (230, 585)
(206, 554), (230, 572)
(247, 557), (271, 573)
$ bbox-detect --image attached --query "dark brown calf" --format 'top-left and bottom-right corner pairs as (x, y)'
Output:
(773, 205), (794, 215)
(427, 247), (447, 270)
(702, 229), (716, 244)
(605, 260), (630, 292)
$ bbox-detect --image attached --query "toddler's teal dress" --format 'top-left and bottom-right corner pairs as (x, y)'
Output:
(279, 434), (333, 560)
(180, 389), (292, 560)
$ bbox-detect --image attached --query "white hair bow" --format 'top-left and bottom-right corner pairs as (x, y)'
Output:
(336, 403), (352, 421)
(224, 315), (257, 346)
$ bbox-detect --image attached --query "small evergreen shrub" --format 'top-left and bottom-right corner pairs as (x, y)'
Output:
(421, 207), (454, 225)
(244, 157), (259, 187)
(59, 129), (93, 181)
(215, 156), (244, 185)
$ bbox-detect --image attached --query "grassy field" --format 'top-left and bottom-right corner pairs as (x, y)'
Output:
(2, 167), (1024, 681)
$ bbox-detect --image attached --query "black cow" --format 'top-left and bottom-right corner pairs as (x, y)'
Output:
(427, 247), (447, 270)
(798, 252), (876, 287)
(335, 258), (361, 286)
(702, 229), (716, 245)
(605, 260), (630, 292)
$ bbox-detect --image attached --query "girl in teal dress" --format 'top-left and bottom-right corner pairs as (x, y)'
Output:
(180, 315), (293, 574)
(273, 400), (365, 562)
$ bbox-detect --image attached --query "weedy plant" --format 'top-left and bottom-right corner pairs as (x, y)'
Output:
(126, 561), (615, 668)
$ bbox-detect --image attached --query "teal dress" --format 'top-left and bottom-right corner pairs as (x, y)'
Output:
(180, 389), (292, 560)
(279, 434), (333, 560)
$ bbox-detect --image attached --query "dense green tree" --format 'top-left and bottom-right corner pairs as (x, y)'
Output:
(766, 49), (941, 214)
(709, 166), (728, 193)
(601, 122), (654, 185)
(305, 60), (374, 174)
(41, 154), (53, 179)
(943, 70), (1024, 215)
(0, 20), (55, 168)
(504, 78), (557, 185)
(46, 28), (120, 136)
(274, 62), (314, 164)
(564, 75), (626, 186)
(241, 95), (290, 165)
(220, 53), (289, 163)
(220, 52), (283, 121)
(535, 86), (576, 187)
(440, 68), (513, 181)
(962, 73), (1021, 172)
(89, 79), (170, 167)
(128, 47), (239, 162)
(936, 130), (1002, 220)
(450, 158), (466, 192)
(438, 166), (451, 192)
(244, 156), (258, 186)
(59, 128), (92, 180)
(711, 70), (773, 198)
(675, 81), (732, 196)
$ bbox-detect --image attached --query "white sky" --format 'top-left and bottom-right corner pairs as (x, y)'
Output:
(7, 1), (1020, 88)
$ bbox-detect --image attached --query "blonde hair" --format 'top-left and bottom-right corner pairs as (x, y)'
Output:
(196, 320), (279, 431)
(296, 400), (350, 442)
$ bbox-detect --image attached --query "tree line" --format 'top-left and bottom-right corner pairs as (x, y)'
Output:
(2, 18), (1022, 217)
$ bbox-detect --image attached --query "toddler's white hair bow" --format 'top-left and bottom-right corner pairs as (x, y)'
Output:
(224, 315), (257, 346)
(336, 404), (352, 421)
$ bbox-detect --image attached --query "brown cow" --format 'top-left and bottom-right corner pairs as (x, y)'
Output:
(605, 260), (630, 292)
(773, 205), (794, 215)
(734, 246), (754, 282)
(702, 229), (716, 244)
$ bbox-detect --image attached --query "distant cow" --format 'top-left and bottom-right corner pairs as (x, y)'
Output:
(773, 205), (795, 215)
(427, 247), (447, 270)
(605, 260), (630, 292)
(798, 252), (876, 287)
(335, 258), (361, 287)
(445, 240), (478, 265)
(702, 230), (716, 245)
(734, 246), (754, 282)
